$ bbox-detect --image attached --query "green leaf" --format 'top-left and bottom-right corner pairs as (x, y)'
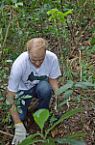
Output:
(45, 108), (82, 137)
(64, 90), (73, 100)
(56, 138), (86, 145)
(75, 81), (95, 89)
(33, 109), (49, 130)
(19, 133), (43, 145)
(65, 131), (86, 139)
(56, 80), (74, 95)
(17, 2), (23, 6)
(63, 9), (73, 17)
(43, 138), (56, 145)
(58, 90), (73, 107)
(0, 96), (4, 101)
(52, 108), (82, 127)
(47, 8), (58, 16)
(15, 2), (23, 7)
(47, 8), (72, 23)
(90, 37), (95, 45)
(17, 106), (23, 114)
(21, 95), (32, 99)
(11, 0), (17, 4)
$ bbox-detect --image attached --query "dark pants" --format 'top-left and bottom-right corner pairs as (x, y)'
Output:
(16, 81), (52, 120)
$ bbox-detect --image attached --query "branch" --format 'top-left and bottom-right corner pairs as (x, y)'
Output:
(0, 130), (13, 137)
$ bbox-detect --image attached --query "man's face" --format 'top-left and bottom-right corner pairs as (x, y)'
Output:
(29, 48), (46, 68)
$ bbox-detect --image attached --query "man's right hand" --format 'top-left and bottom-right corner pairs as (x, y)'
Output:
(12, 123), (27, 145)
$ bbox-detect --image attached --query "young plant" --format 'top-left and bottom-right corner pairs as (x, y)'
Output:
(57, 80), (95, 108)
(19, 108), (86, 145)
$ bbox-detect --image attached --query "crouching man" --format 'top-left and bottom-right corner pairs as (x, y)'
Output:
(6, 38), (61, 145)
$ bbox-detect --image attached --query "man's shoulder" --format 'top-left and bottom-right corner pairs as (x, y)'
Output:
(46, 50), (57, 58)
(14, 51), (28, 62)
(18, 51), (28, 58)
(12, 51), (29, 68)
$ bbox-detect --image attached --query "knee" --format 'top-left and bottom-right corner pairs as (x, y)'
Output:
(36, 81), (52, 97)
(19, 112), (26, 121)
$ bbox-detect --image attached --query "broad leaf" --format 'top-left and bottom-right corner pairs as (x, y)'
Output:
(75, 81), (95, 89)
(33, 109), (49, 130)
(45, 108), (83, 137)
(58, 90), (73, 107)
(21, 95), (32, 99)
(64, 131), (86, 139)
(56, 138), (86, 145)
(19, 133), (43, 145)
(56, 80), (74, 95)
(0, 96), (4, 101)
(43, 138), (56, 145)
(64, 89), (73, 100)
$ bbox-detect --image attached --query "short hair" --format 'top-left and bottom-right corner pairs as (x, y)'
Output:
(27, 38), (48, 52)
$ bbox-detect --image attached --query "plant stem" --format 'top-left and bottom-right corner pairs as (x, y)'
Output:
(79, 50), (82, 81)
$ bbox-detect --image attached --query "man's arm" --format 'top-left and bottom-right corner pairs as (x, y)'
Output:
(49, 78), (59, 111)
(6, 90), (27, 145)
(6, 90), (22, 124)
(49, 78), (59, 92)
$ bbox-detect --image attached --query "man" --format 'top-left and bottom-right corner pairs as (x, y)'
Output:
(6, 38), (61, 145)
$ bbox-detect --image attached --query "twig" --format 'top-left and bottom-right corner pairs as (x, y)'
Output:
(79, 50), (82, 81)
(5, 143), (10, 145)
(2, 21), (11, 49)
(0, 130), (13, 137)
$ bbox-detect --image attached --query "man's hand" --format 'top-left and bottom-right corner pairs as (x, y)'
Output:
(53, 95), (58, 114)
(12, 123), (27, 145)
(54, 95), (58, 111)
(50, 95), (58, 115)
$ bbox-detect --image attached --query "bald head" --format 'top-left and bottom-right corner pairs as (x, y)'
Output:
(27, 38), (48, 53)
(27, 38), (48, 67)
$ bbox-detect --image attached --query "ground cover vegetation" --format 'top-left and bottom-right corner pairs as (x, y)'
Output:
(0, 0), (95, 144)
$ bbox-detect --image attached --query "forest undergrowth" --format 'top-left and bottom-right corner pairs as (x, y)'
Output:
(0, 0), (95, 144)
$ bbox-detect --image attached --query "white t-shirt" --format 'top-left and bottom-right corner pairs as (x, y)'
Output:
(8, 50), (61, 92)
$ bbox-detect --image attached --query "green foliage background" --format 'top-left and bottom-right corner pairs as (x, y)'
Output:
(0, 0), (95, 144)
(0, 0), (95, 82)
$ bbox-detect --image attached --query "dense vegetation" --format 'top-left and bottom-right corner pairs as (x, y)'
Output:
(0, 0), (95, 145)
